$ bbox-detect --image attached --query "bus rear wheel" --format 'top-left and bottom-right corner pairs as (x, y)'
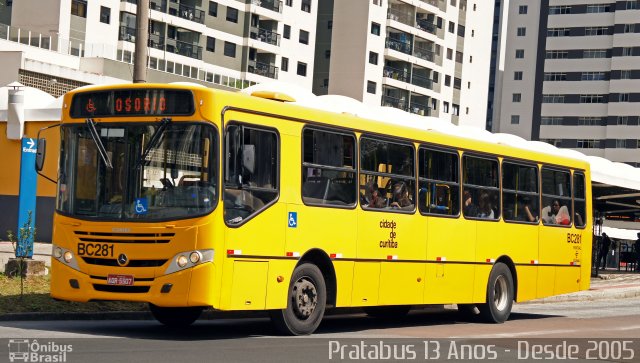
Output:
(149, 304), (203, 327)
(270, 263), (326, 336)
(478, 262), (514, 323)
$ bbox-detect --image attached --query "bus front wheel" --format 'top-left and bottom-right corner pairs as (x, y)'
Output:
(149, 304), (203, 327)
(270, 263), (327, 335)
(478, 262), (514, 323)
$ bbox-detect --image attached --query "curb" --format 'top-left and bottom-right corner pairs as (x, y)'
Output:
(524, 286), (640, 304)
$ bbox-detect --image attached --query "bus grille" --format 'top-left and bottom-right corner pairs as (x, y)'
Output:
(93, 284), (150, 293)
(81, 257), (168, 267)
(74, 231), (174, 244)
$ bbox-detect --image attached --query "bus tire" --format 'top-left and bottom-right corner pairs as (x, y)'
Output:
(478, 262), (514, 323)
(149, 304), (203, 327)
(363, 305), (411, 319)
(270, 263), (326, 336)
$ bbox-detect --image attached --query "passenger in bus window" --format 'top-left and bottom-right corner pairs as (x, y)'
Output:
(542, 199), (570, 225)
(478, 191), (495, 219)
(463, 190), (478, 217)
(362, 181), (385, 208)
(390, 182), (414, 210)
(518, 197), (537, 222)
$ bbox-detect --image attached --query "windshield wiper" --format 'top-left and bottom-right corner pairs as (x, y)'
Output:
(85, 118), (113, 169)
(135, 117), (172, 169)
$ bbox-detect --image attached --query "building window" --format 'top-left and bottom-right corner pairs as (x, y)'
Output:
(328, 20), (333, 29)
(616, 140), (627, 148)
(297, 62), (307, 76)
(206, 36), (215, 52)
(283, 24), (291, 39)
(445, 75), (451, 86)
(443, 101), (449, 113)
(626, 1), (638, 10)
(367, 81), (376, 94)
(580, 94), (605, 103)
(622, 47), (633, 56)
(549, 5), (571, 14)
(446, 48), (453, 60)
(583, 49), (607, 58)
(452, 104), (460, 116)
(453, 77), (461, 89)
(448, 21), (455, 33)
(455, 51), (463, 63)
(299, 29), (309, 45)
(515, 49), (524, 58)
(519, 5), (527, 14)
(286, 0), (292, 6)
(544, 72), (567, 81)
(226, 7), (238, 23)
(514, 71), (523, 80)
(578, 117), (600, 126)
(511, 115), (520, 124)
(512, 93), (521, 102)
(100, 6), (110, 24)
(281, 57), (288, 72)
(542, 117), (564, 125)
(369, 51), (378, 65)
(301, 0), (311, 12)
(517, 27), (526, 36)
(624, 24), (636, 33)
(619, 93), (630, 102)
(224, 41), (236, 57)
(548, 28), (570, 37)
(209, 1), (218, 16)
(71, 0), (87, 18)
(587, 4), (611, 12)
(371, 22), (380, 36)
(542, 94), (565, 103)
(577, 140), (600, 148)
(621, 70), (631, 79)
(581, 72), (606, 81)
(457, 24), (465, 37)
(585, 27), (609, 36)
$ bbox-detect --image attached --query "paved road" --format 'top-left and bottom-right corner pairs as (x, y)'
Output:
(1, 297), (640, 362)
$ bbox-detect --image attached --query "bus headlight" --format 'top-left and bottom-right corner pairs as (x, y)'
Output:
(53, 247), (63, 259)
(63, 251), (74, 263)
(189, 251), (201, 264)
(164, 249), (214, 275)
(177, 255), (188, 268)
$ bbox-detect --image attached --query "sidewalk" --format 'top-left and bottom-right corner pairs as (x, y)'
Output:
(0, 241), (52, 274)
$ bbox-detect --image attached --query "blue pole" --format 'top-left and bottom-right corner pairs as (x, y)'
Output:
(17, 137), (37, 258)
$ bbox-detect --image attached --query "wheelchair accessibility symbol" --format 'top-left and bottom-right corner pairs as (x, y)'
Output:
(288, 212), (297, 228)
(134, 198), (148, 215)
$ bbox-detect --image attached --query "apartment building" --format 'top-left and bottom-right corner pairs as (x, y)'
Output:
(0, 0), (317, 95)
(493, 0), (640, 166)
(313, 0), (494, 128)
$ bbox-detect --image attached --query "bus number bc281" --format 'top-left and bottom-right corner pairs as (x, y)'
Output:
(567, 233), (581, 244)
(77, 243), (114, 257)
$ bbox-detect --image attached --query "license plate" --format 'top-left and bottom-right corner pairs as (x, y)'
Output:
(107, 274), (134, 286)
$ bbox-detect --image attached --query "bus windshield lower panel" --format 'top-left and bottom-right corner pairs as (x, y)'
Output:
(57, 122), (217, 221)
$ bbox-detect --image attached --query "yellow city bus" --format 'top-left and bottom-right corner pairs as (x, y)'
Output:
(41, 83), (592, 335)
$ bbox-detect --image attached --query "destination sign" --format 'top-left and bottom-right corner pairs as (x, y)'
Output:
(70, 89), (195, 117)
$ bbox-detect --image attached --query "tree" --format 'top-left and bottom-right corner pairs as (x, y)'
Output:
(6, 210), (36, 298)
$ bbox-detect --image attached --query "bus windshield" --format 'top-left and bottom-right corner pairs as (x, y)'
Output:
(57, 122), (217, 221)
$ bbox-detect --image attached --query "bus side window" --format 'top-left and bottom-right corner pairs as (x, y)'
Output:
(418, 147), (460, 216)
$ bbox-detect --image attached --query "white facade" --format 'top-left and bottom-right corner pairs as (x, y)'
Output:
(0, 0), (318, 93)
(494, 0), (640, 166)
(315, 0), (494, 129)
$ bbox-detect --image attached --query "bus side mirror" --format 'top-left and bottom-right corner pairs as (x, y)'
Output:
(36, 138), (46, 172)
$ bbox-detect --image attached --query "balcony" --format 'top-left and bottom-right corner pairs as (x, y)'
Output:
(409, 101), (430, 116)
(413, 44), (434, 62)
(166, 38), (202, 59)
(148, 32), (165, 50)
(250, 27), (280, 46)
(119, 25), (137, 42)
(254, 0), (283, 13)
(385, 38), (411, 55)
(387, 8), (411, 26)
(381, 95), (409, 111)
(248, 61), (278, 79)
(411, 73), (433, 90)
(420, 0), (439, 8)
(169, 2), (205, 24)
(383, 66), (410, 83)
(416, 18), (436, 34)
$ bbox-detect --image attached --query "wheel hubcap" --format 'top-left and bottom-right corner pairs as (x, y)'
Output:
(292, 277), (317, 320)
(493, 275), (508, 311)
